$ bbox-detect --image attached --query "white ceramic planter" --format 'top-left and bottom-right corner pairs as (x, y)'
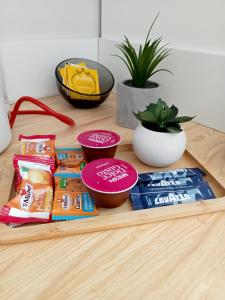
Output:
(133, 124), (186, 167)
(116, 81), (159, 129)
(0, 96), (12, 153)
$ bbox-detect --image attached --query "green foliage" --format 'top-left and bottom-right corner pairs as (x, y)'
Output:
(133, 98), (195, 133)
(115, 13), (171, 88)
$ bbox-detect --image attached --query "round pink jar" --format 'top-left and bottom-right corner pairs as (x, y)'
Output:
(81, 158), (138, 208)
(77, 130), (121, 162)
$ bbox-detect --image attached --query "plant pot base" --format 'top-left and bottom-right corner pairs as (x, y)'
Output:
(133, 124), (187, 167)
(116, 81), (159, 129)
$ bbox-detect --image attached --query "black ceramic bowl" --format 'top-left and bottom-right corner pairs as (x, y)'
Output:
(55, 58), (114, 108)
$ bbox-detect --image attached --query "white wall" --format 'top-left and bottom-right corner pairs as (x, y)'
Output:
(101, 0), (225, 54)
(99, 0), (225, 131)
(0, 0), (99, 102)
(1, 0), (225, 131)
(0, 0), (99, 40)
(1, 39), (98, 101)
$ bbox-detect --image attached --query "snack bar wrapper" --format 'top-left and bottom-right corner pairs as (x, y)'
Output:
(59, 62), (100, 100)
(13, 155), (55, 191)
(56, 147), (86, 173)
(139, 176), (204, 188)
(0, 155), (55, 225)
(52, 173), (98, 221)
(130, 182), (216, 210)
(19, 134), (56, 159)
(138, 168), (206, 182)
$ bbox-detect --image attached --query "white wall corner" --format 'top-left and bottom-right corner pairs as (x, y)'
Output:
(0, 38), (99, 103)
(99, 38), (225, 132)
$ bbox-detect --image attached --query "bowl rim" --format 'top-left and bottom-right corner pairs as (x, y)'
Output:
(55, 57), (115, 97)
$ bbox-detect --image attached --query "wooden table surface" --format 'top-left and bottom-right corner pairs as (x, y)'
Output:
(1, 94), (225, 300)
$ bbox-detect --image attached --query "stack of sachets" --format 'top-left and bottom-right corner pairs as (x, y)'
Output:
(0, 140), (98, 225)
(52, 148), (98, 221)
(130, 168), (216, 210)
(59, 61), (100, 99)
(0, 135), (56, 225)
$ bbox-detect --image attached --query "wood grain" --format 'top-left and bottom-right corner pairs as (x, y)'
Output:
(1, 198), (225, 245)
(0, 146), (224, 245)
(1, 94), (225, 300)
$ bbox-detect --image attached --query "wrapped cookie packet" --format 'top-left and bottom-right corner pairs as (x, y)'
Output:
(55, 147), (86, 173)
(0, 140), (98, 225)
(52, 172), (98, 221)
(0, 134), (56, 225)
(19, 134), (56, 159)
(0, 155), (55, 225)
(53, 147), (97, 220)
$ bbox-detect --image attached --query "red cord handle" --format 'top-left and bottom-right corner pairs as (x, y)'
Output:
(10, 96), (75, 128)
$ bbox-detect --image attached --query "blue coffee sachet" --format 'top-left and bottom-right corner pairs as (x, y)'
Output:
(139, 176), (204, 188)
(138, 168), (206, 182)
(130, 182), (216, 210)
(130, 186), (144, 210)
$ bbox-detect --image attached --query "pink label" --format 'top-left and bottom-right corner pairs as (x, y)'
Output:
(77, 130), (121, 148)
(81, 158), (138, 193)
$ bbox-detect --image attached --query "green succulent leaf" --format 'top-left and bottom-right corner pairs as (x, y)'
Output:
(159, 104), (178, 122)
(138, 111), (158, 123)
(132, 98), (196, 132)
(146, 102), (157, 112)
(158, 98), (168, 108)
(168, 116), (195, 123)
(114, 14), (171, 87)
(154, 98), (166, 118)
(166, 126), (183, 133)
(132, 111), (142, 121)
(160, 108), (172, 121)
(169, 105), (178, 119)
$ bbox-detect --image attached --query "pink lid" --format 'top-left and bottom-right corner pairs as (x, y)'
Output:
(77, 130), (121, 149)
(81, 158), (138, 194)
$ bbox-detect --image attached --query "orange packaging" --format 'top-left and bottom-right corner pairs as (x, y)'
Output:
(54, 175), (86, 192)
(52, 173), (98, 221)
(19, 134), (56, 159)
(56, 147), (86, 172)
(0, 155), (54, 225)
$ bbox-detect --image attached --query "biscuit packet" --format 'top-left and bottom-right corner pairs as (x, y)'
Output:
(13, 155), (55, 191)
(0, 155), (55, 225)
(52, 173), (98, 221)
(19, 134), (56, 159)
(56, 147), (86, 173)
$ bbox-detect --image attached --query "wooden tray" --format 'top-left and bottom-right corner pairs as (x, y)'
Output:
(0, 144), (225, 245)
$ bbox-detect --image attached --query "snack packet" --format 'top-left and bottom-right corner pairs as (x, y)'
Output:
(56, 147), (86, 173)
(52, 173), (98, 221)
(54, 173), (85, 192)
(0, 155), (54, 224)
(139, 176), (204, 188)
(130, 182), (215, 210)
(138, 168), (206, 182)
(19, 134), (56, 159)
(13, 155), (55, 191)
(59, 62), (87, 86)
(59, 62), (100, 100)
(67, 64), (100, 95)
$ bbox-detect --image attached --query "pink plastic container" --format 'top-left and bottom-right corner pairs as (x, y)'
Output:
(81, 158), (138, 208)
(77, 130), (121, 162)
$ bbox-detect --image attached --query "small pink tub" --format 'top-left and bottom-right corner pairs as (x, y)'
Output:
(81, 158), (138, 208)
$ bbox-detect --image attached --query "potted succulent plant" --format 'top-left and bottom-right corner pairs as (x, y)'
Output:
(133, 98), (195, 167)
(115, 14), (171, 129)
